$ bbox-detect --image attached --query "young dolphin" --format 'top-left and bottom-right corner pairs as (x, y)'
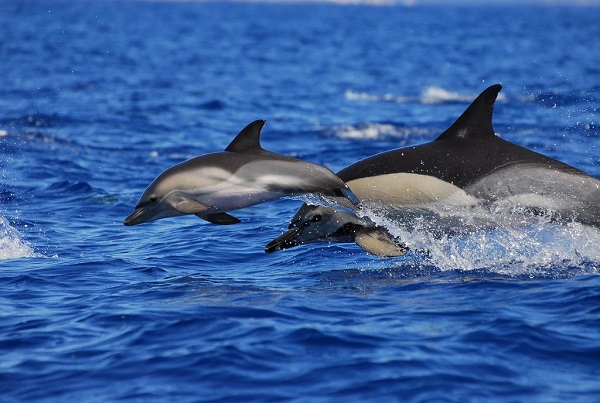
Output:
(266, 84), (600, 256)
(124, 120), (358, 226)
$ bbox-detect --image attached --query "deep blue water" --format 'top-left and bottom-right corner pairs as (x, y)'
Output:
(1, 0), (600, 401)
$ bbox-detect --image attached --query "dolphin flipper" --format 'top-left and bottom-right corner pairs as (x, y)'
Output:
(353, 227), (408, 257)
(196, 212), (241, 225)
(336, 187), (361, 207)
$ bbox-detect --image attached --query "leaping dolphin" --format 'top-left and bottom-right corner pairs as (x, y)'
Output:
(266, 84), (600, 256)
(124, 120), (358, 226)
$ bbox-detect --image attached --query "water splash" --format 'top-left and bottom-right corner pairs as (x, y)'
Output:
(0, 216), (37, 260)
(287, 192), (358, 215)
(360, 205), (600, 276)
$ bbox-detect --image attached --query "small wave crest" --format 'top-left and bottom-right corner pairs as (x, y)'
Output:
(345, 86), (507, 105)
(0, 216), (37, 260)
(326, 122), (431, 141)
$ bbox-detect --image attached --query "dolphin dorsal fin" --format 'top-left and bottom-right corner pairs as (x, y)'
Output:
(435, 84), (502, 141)
(225, 120), (266, 152)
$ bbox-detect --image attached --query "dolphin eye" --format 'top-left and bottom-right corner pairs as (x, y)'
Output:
(135, 196), (160, 210)
(294, 214), (323, 230)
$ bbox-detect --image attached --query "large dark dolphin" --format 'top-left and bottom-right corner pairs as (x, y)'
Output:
(124, 120), (358, 226)
(266, 84), (600, 256)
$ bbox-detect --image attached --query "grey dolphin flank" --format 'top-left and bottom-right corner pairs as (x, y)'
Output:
(124, 120), (358, 226)
(266, 84), (600, 256)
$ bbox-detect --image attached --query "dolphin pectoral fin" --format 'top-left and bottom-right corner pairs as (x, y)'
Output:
(335, 187), (361, 207)
(353, 227), (408, 257)
(174, 200), (210, 215)
(196, 212), (241, 225)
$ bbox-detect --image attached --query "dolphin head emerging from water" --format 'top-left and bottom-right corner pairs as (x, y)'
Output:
(124, 120), (358, 226)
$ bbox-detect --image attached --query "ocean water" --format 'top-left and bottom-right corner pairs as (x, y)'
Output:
(1, 0), (599, 401)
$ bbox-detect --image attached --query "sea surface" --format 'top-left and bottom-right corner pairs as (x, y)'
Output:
(1, 1), (599, 401)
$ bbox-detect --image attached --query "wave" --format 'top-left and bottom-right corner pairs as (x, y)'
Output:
(0, 216), (37, 260)
(325, 122), (432, 141)
(345, 85), (508, 105)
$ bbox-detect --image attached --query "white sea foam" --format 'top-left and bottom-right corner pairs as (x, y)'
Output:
(345, 86), (507, 105)
(422, 223), (600, 275)
(0, 216), (37, 260)
(327, 122), (430, 140)
(360, 205), (600, 275)
(420, 86), (476, 104)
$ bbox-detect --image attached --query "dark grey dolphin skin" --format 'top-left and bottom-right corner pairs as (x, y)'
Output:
(266, 84), (600, 256)
(124, 120), (358, 226)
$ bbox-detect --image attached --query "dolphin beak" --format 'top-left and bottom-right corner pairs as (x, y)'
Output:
(124, 207), (148, 226)
(264, 227), (303, 253)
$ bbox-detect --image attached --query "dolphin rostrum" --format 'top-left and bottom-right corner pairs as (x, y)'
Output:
(124, 120), (358, 226)
(266, 84), (600, 256)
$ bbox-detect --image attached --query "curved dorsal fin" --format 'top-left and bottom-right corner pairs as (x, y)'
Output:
(435, 84), (502, 141)
(225, 120), (266, 152)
